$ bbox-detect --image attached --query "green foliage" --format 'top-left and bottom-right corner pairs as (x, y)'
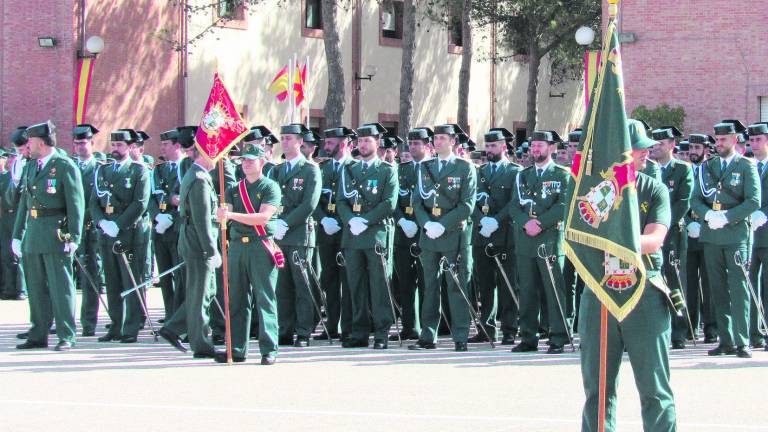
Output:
(630, 104), (687, 131)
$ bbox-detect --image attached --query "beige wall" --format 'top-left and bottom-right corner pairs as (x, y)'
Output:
(185, 0), (584, 145)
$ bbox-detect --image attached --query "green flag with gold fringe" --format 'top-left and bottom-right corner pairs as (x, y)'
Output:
(564, 18), (645, 322)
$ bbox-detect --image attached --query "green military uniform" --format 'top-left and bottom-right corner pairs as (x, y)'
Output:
(336, 150), (398, 347)
(748, 123), (768, 347)
(684, 160), (718, 341)
(1, 155), (27, 299)
(224, 145), (282, 361)
(509, 158), (571, 350)
(393, 158), (423, 338)
(90, 147), (151, 342)
(148, 155), (187, 318)
(411, 145), (477, 347)
(314, 142), (355, 339)
(471, 149), (521, 343)
(656, 156), (693, 345)
(642, 158), (663, 181)
(270, 132), (322, 345)
(163, 161), (220, 356)
(691, 122), (760, 354)
(75, 154), (106, 334)
(13, 122), (85, 349)
(580, 173), (677, 432)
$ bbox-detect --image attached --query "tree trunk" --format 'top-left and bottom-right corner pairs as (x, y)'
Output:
(525, 42), (541, 134)
(322, 0), (345, 127)
(457, 0), (472, 131)
(398, 0), (416, 138)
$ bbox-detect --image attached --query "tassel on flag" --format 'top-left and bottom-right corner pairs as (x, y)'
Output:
(269, 65), (290, 102)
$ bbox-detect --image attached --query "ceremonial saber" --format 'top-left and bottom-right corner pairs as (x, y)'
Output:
(292, 250), (333, 344)
(112, 241), (159, 341)
(121, 261), (186, 298)
(375, 241), (402, 347)
(73, 254), (111, 316)
(484, 243), (520, 309)
(735, 251), (768, 336)
(439, 256), (495, 348)
(537, 244), (575, 351)
(669, 250), (697, 345)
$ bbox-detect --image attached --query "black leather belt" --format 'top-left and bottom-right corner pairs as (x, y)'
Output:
(29, 208), (65, 218)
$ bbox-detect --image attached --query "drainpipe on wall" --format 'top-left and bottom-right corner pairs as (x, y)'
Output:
(351, 0), (362, 128)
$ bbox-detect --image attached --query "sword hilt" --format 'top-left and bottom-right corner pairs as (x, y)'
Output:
(335, 251), (346, 267)
(112, 240), (127, 255)
(374, 241), (387, 257)
(291, 250), (305, 267)
(484, 243), (500, 258)
(409, 243), (422, 258)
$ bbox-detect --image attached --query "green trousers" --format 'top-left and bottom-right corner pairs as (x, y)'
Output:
(276, 246), (316, 339)
(685, 247), (718, 339)
(579, 288), (677, 432)
(703, 243), (750, 348)
(23, 252), (77, 344)
(100, 238), (146, 338)
(318, 236), (350, 335)
(516, 254), (570, 347)
(164, 255), (216, 355)
(418, 248), (471, 343)
(227, 241), (278, 358)
(344, 247), (394, 342)
(77, 224), (104, 332)
(394, 243), (421, 335)
(154, 233), (184, 319)
(0, 213), (25, 296)
(749, 246), (768, 345)
(473, 245), (518, 339)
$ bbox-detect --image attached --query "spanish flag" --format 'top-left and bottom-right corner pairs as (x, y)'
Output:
(73, 58), (95, 125)
(294, 63), (307, 105)
(269, 65), (290, 102)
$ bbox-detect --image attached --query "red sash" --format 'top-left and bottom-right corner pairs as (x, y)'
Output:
(238, 179), (285, 268)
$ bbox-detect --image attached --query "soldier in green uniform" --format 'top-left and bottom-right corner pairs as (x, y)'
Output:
(509, 130), (571, 354)
(691, 119), (760, 358)
(72, 124), (106, 336)
(746, 123), (768, 349)
(13, 121), (85, 351)
(632, 120), (663, 182)
(314, 126), (357, 341)
(391, 128), (434, 341)
(149, 129), (187, 320)
(335, 123), (398, 349)
(91, 129), (151, 344)
(215, 143), (281, 364)
(470, 128), (521, 345)
(579, 119), (677, 432)
(684, 133), (718, 343)
(651, 126), (694, 349)
(408, 124), (477, 352)
(158, 126), (222, 358)
(1, 128), (29, 300)
(270, 123), (321, 347)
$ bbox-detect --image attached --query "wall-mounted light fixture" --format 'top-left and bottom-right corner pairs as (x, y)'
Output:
(38, 37), (57, 48)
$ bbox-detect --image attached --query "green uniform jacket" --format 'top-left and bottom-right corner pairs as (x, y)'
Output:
(178, 163), (219, 259)
(393, 160), (420, 247)
(225, 176), (281, 239)
(691, 154), (760, 246)
(509, 162), (570, 257)
(271, 157), (321, 247)
(180, 157), (237, 197)
(752, 160), (768, 248)
(659, 158), (693, 249)
(314, 157), (354, 245)
(336, 158), (398, 249)
(413, 156), (477, 253)
(643, 159), (663, 182)
(685, 164), (705, 251)
(78, 158), (101, 225)
(148, 160), (186, 237)
(471, 160), (522, 247)
(89, 160), (151, 245)
(13, 152), (85, 253)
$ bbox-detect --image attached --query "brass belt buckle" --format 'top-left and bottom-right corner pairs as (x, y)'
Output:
(353, 203), (361, 213)
(105, 205), (114, 215)
(30, 209), (38, 218)
(432, 207), (442, 217)
(712, 202), (721, 211)
(327, 203), (336, 213)
(242, 237), (250, 244)
(159, 203), (167, 211)
(405, 206), (413, 216)
(482, 205), (489, 215)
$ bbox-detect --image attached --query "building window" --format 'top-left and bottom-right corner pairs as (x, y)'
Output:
(761, 96), (768, 122)
(215, 0), (248, 29)
(302, 0), (324, 38)
(378, 113), (400, 137)
(513, 122), (528, 147)
(379, 1), (404, 47)
(304, 109), (326, 134)
(447, 10), (463, 54)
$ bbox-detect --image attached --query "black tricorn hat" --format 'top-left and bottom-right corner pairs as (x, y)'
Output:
(714, 119), (746, 135)
(381, 135), (403, 149)
(530, 130), (562, 144)
(11, 126), (29, 146)
(357, 123), (388, 138)
(324, 127), (357, 139)
(280, 123), (310, 136)
(27, 121), (56, 140)
(111, 130), (133, 143)
(568, 128), (583, 143)
(407, 127), (434, 142)
(484, 127), (513, 143)
(747, 123), (768, 137)
(73, 124), (99, 140)
(159, 129), (179, 142)
(651, 126), (683, 141)
(176, 126), (198, 149)
(433, 123), (465, 137)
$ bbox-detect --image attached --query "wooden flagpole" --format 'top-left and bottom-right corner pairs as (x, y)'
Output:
(218, 159), (233, 365)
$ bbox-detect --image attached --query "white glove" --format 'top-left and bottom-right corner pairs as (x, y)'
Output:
(274, 219), (289, 240)
(707, 211), (728, 230)
(397, 218), (418, 238)
(154, 213), (173, 234)
(686, 222), (701, 238)
(99, 220), (119, 238)
(348, 217), (369, 236)
(479, 216), (499, 238)
(424, 221), (446, 239)
(210, 253), (222, 269)
(63, 242), (78, 254)
(751, 211), (768, 230)
(321, 217), (341, 235)
(11, 239), (22, 258)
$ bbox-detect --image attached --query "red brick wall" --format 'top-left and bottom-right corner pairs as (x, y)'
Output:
(0, 1), (182, 157)
(605, 0), (768, 134)
(1, 0), (76, 145)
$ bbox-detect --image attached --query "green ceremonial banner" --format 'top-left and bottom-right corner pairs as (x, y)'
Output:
(564, 18), (645, 322)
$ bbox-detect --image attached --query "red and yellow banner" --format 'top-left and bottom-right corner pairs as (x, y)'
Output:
(195, 73), (249, 163)
(73, 58), (95, 125)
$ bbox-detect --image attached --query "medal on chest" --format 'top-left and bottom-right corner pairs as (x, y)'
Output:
(46, 179), (57, 194)
(293, 178), (304, 191)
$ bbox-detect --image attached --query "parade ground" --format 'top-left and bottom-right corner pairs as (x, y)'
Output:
(0, 289), (766, 432)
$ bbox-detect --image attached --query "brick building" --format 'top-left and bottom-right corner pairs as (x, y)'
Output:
(608, 0), (768, 133)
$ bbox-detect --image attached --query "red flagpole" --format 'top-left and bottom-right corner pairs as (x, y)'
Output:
(218, 159), (233, 365)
